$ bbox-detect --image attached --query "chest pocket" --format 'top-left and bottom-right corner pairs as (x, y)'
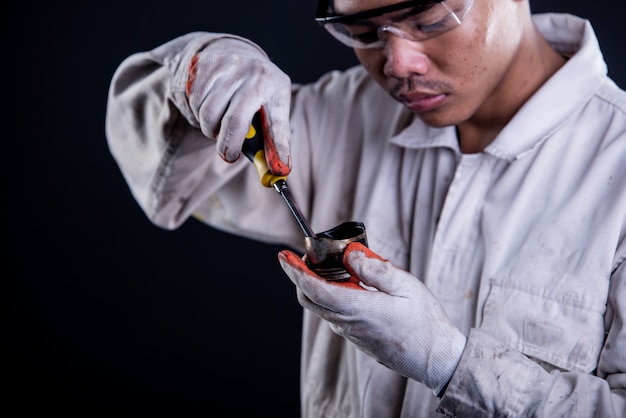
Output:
(480, 276), (608, 373)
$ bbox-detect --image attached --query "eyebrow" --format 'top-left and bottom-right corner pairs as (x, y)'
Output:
(345, 3), (436, 26)
(389, 7), (427, 23)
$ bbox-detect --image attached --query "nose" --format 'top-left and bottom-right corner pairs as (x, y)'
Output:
(381, 33), (430, 79)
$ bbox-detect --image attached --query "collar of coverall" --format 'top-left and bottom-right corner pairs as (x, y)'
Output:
(315, 0), (445, 24)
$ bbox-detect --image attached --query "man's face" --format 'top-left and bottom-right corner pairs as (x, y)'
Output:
(334, 0), (523, 127)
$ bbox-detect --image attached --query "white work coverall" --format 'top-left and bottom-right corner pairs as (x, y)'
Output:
(106, 13), (626, 417)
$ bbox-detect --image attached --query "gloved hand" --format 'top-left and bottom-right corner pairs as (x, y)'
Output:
(278, 242), (467, 394)
(186, 37), (291, 176)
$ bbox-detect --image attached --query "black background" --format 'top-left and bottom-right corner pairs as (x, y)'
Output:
(5, 1), (625, 416)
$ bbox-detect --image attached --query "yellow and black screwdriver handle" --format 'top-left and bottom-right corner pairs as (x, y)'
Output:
(242, 109), (316, 238)
(242, 111), (287, 188)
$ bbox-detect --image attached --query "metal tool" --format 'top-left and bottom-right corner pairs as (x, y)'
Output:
(242, 110), (315, 238)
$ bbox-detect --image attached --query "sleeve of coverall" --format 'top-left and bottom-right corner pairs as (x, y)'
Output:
(105, 31), (275, 232)
(437, 258), (626, 417)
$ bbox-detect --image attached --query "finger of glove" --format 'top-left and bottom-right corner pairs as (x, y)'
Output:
(216, 73), (291, 165)
(278, 250), (366, 311)
(343, 242), (417, 296)
(259, 105), (291, 176)
(291, 274), (371, 340)
(279, 251), (349, 320)
(217, 101), (261, 162)
(294, 287), (349, 324)
(187, 52), (239, 135)
(282, 250), (366, 290)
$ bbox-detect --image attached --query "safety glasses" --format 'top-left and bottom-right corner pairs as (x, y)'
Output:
(315, 0), (474, 49)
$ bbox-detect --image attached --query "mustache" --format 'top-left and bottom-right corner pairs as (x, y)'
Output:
(389, 77), (452, 100)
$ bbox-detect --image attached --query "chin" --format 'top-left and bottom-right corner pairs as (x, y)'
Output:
(413, 110), (460, 128)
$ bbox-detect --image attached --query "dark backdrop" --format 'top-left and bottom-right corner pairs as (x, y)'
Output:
(5, 1), (624, 416)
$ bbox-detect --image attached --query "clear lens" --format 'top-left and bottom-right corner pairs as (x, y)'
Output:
(323, 0), (473, 49)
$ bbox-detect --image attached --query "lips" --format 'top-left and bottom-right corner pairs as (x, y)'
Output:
(400, 93), (446, 113)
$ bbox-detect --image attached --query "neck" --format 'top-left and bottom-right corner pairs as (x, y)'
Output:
(457, 20), (566, 154)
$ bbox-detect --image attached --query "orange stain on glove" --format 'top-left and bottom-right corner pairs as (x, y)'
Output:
(186, 53), (222, 138)
(186, 54), (200, 97)
(278, 250), (363, 290)
(343, 241), (385, 263)
(259, 106), (290, 176)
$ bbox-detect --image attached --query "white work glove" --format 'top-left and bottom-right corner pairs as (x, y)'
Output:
(186, 37), (292, 176)
(278, 242), (467, 394)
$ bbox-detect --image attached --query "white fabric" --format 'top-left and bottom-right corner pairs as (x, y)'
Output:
(105, 13), (626, 417)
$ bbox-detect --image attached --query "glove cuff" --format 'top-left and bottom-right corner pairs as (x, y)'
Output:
(430, 331), (467, 395)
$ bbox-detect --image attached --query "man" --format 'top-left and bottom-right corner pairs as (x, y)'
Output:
(105, 0), (625, 416)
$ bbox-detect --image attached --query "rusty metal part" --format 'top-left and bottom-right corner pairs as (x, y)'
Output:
(305, 221), (368, 281)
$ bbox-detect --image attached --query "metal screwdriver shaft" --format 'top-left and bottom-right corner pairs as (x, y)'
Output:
(273, 179), (315, 238)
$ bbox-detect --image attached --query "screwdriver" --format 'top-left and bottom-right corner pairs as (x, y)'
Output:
(242, 110), (316, 238)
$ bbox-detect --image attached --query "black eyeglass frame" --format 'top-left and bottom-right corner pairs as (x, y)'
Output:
(315, 0), (444, 25)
